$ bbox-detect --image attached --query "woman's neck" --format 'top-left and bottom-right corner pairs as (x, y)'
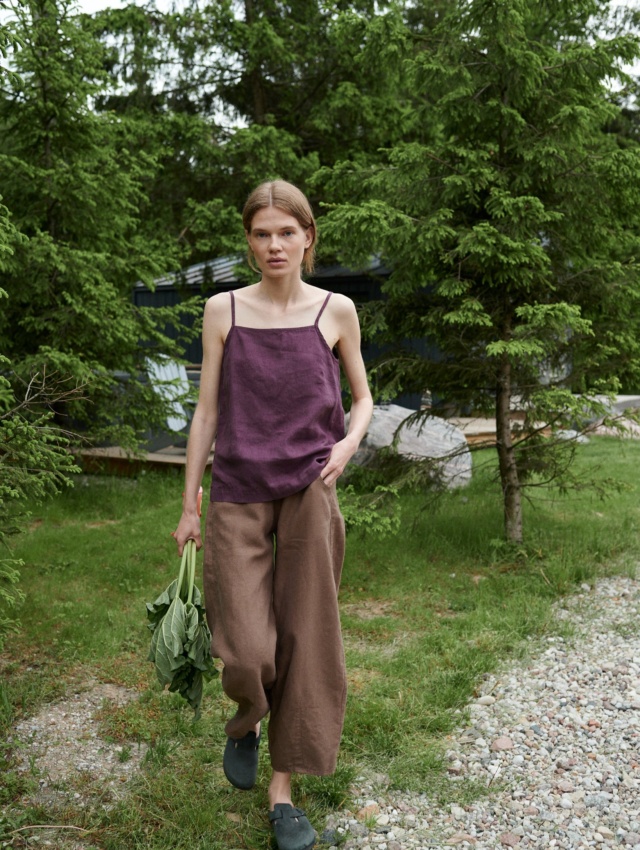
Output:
(256, 275), (306, 310)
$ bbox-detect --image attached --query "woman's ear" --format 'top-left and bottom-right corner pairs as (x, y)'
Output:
(305, 227), (314, 249)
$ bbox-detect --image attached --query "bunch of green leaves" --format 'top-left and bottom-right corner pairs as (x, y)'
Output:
(146, 539), (217, 719)
(338, 482), (401, 538)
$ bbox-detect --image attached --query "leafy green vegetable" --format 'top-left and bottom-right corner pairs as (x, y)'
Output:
(146, 540), (217, 718)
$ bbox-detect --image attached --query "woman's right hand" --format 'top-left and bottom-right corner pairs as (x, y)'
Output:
(172, 512), (203, 555)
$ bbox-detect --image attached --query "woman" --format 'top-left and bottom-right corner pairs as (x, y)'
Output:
(173, 180), (373, 850)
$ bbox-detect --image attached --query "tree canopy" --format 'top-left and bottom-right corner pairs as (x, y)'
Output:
(1, 0), (640, 540)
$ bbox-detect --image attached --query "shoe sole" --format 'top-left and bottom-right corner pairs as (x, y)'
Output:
(223, 764), (256, 790)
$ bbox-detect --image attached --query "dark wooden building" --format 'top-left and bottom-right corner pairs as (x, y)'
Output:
(134, 256), (429, 410)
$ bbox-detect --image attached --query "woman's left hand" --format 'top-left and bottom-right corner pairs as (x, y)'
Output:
(320, 436), (358, 486)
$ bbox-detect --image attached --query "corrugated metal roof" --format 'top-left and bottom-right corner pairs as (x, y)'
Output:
(311, 258), (389, 279)
(137, 255), (389, 291)
(137, 255), (245, 290)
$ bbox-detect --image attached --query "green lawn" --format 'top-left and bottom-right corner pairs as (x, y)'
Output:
(1, 437), (639, 849)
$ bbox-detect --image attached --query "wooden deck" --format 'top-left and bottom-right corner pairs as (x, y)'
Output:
(76, 409), (581, 474)
(75, 421), (528, 477)
(448, 417), (551, 447)
(76, 444), (213, 475)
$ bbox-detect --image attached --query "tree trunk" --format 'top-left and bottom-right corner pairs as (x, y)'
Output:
(244, 0), (267, 124)
(495, 352), (523, 543)
(31, 0), (57, 238)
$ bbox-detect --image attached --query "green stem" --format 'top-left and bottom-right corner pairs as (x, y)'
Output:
(186, 539), (196, 606)
(177, 541), (190, 602)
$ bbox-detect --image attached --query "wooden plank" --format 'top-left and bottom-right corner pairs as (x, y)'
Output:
(447, 417), (552, 447)
(75, 445), (213, 475)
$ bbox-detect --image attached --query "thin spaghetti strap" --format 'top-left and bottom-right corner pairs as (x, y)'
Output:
(314, 292), (332, 326)
(229, 291), (236, 326)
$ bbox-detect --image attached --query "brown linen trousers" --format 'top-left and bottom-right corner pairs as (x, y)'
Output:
(203, 476), (347, 775)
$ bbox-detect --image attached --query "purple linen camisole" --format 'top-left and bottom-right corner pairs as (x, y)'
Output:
(210, 291), (345, 503)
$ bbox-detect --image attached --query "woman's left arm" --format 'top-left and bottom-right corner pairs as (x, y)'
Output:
(321, 296), (373, 486)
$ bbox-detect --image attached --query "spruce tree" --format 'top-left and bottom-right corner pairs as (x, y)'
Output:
(318, 0), (640, 541)
(0, 12), (80, 649)
(0, 0), (201, 449)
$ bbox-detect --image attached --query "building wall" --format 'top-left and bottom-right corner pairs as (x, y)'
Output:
(135, 267), (433, 411)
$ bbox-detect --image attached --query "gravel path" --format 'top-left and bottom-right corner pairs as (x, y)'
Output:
(11, 682), (146, 814)
(324, 574), (640, 850)
(7, 574), (639, 849)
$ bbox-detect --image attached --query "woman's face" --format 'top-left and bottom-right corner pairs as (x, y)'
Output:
(246, 207), (312, 276)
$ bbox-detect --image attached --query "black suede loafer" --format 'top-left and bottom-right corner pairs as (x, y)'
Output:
(223, 730), (261, 790)
(269, 804), (316, 850)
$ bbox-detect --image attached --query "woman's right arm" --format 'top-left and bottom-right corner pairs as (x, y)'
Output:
(172, 294), (229, 554)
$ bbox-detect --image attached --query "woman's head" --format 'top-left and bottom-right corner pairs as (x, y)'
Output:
(243, 180), (316, 274)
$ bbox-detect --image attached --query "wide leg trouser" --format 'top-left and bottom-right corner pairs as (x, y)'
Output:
(202, 476), (347, 775)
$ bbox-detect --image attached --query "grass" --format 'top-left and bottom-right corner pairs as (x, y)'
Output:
(1, 437), (639, 848)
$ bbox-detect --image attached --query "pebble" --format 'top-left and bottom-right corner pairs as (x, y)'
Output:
(326, 575), (640, 849)
(491, 736), (514, 751)
(357, 803), (381, 821)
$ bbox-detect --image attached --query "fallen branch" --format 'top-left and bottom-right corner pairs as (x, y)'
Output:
(10, 824), (93, 835)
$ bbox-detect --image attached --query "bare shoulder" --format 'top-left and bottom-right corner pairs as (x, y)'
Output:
(325, 293), (361, 352)
(327, 292), (359, 324)
(203, 291), (233, 344)
(205, 291), (232, 317)
(205, 290), (237, 322)
(321, 291), (353, 312)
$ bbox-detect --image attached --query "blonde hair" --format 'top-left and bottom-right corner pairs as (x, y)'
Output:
(243, 180), (317, 275)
